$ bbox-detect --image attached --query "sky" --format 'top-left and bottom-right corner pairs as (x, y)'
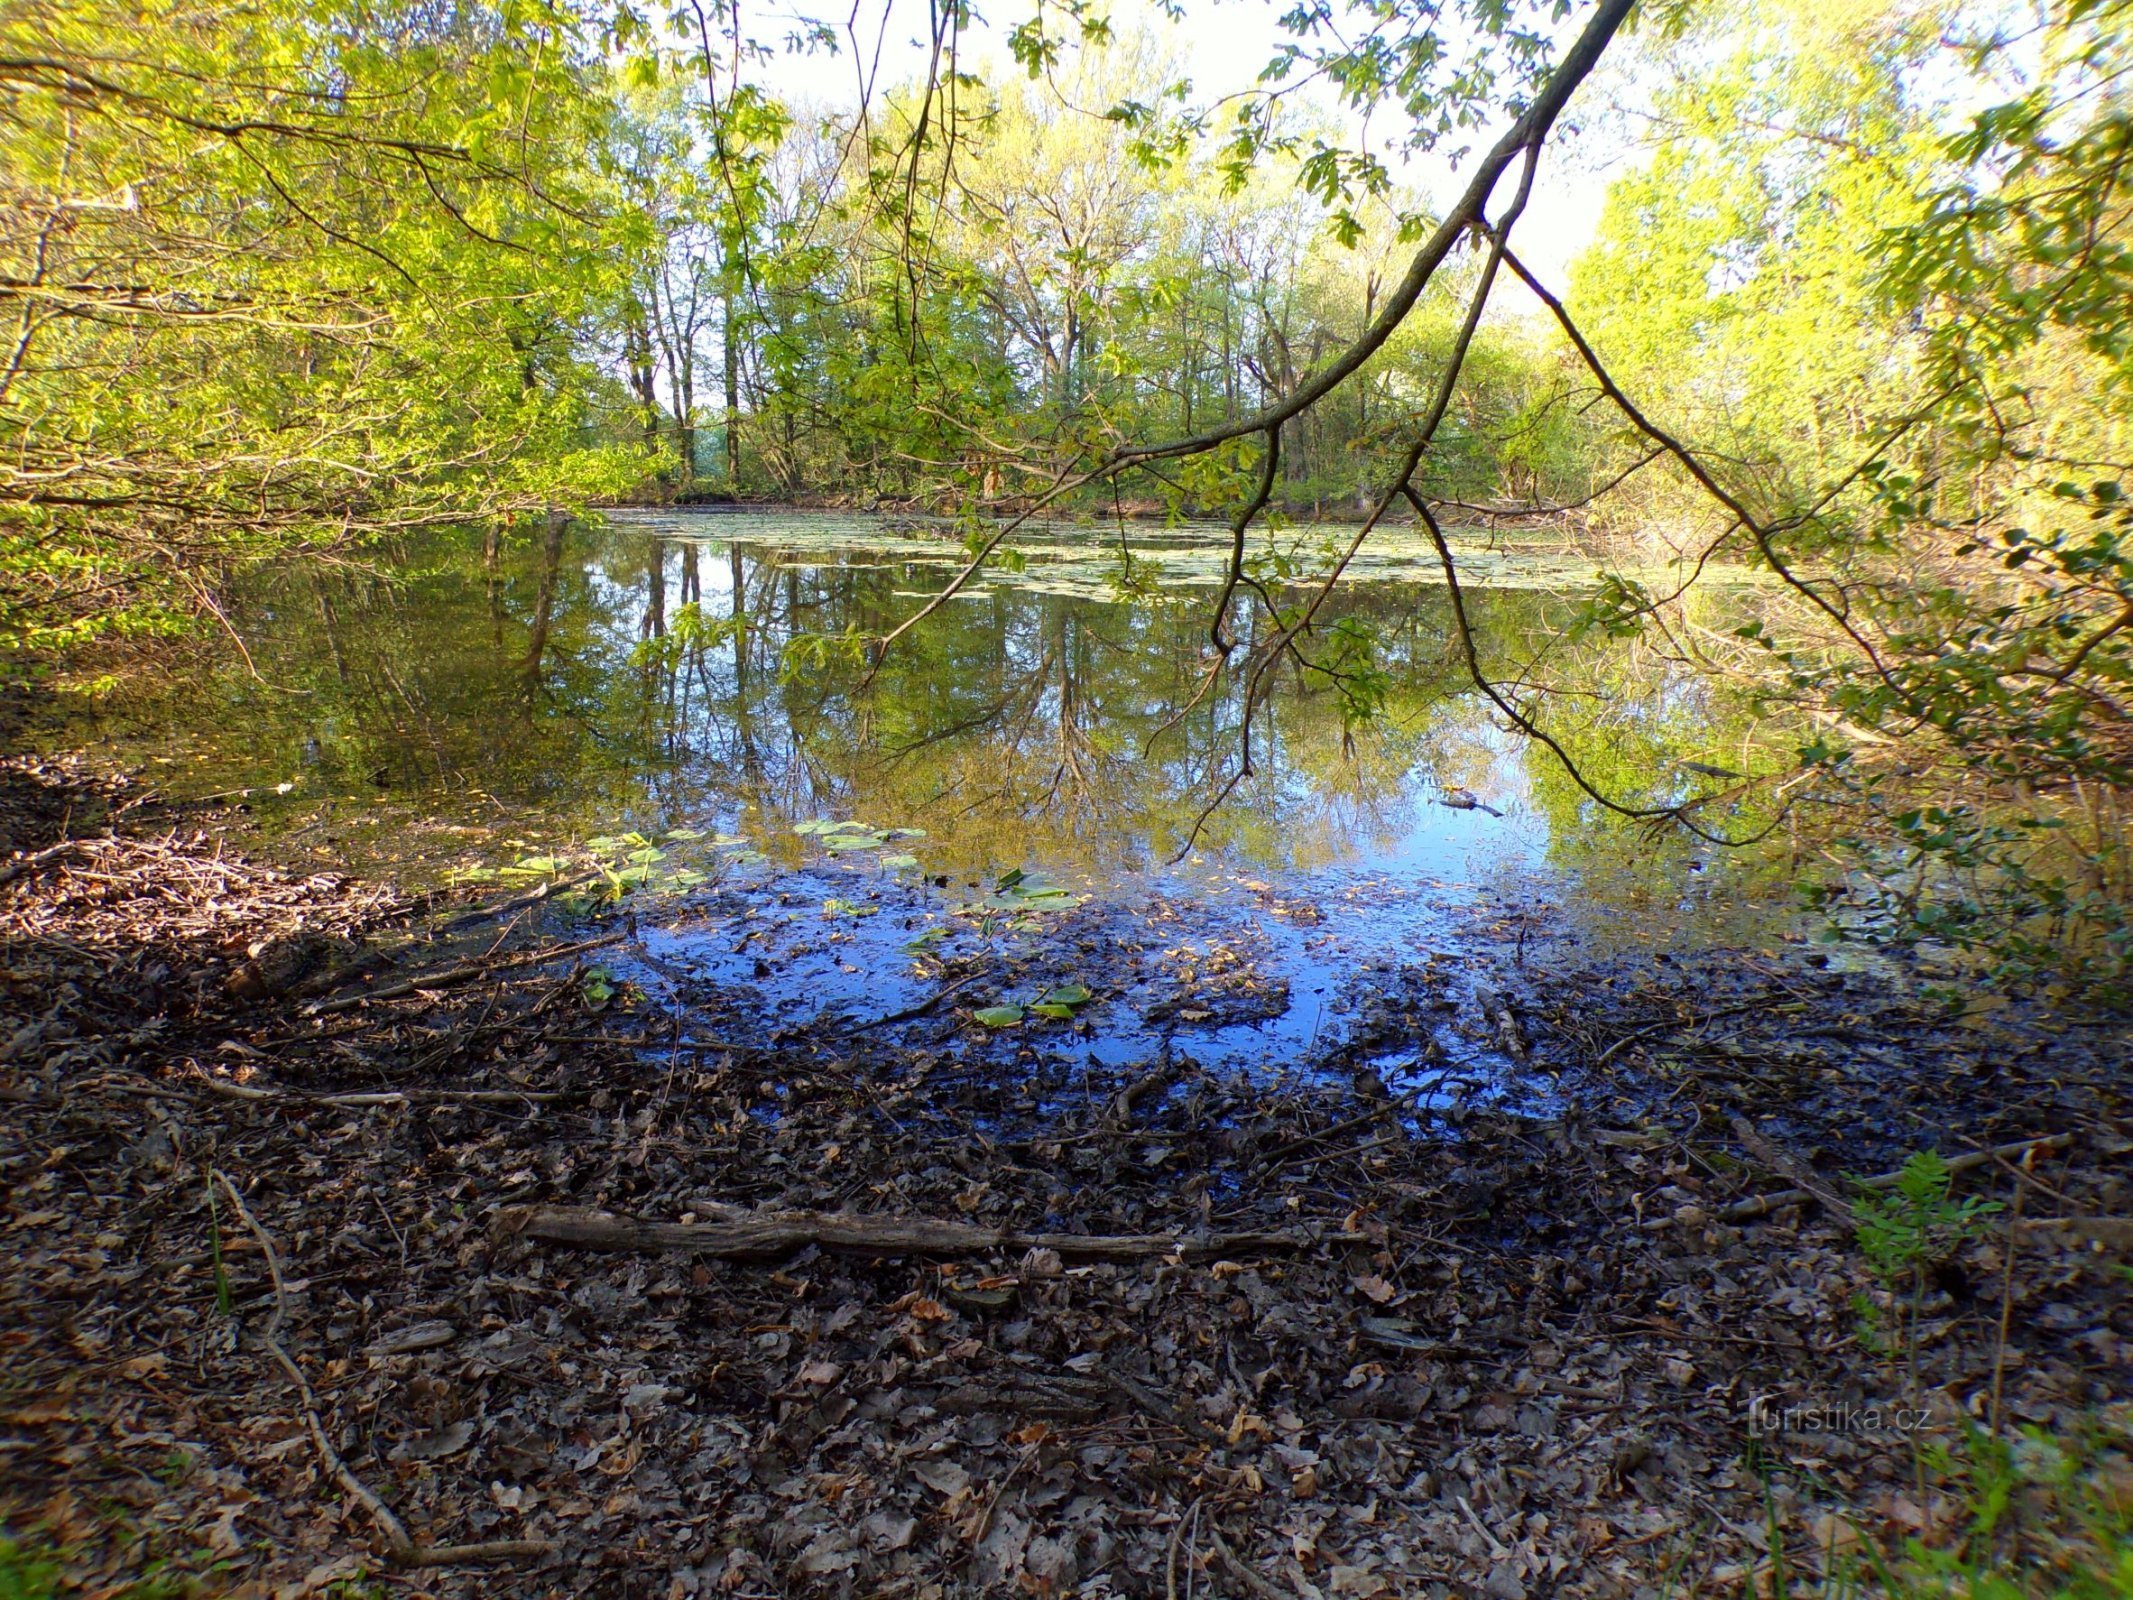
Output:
(741, 0), (1625, 287)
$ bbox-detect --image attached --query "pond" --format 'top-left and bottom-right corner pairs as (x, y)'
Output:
(62, 509), (1813, 1095)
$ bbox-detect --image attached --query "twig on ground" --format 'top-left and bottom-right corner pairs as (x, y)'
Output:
(1991, 1169), (2025, 1435)
(850, 973), (984, 1030)
(186, 1074), (574, 1110)
(306, 930), (624, 1014)
(1729, 1116), (1853, 1222)
(0, 838), (90, 894)
(1649, 1133), (2077, 1229)
(1208, 1528), (1296, 1600)
(210, 1169), (552, 1569)
(1594, 1001), (1803, 1068)
(429, 869), (604, 934)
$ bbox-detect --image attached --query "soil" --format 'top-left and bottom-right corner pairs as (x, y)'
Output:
(1, 751), (2128, 1600)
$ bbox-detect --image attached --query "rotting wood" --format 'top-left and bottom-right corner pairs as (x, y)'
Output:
(1106, 1048), (1176, 1130)
(494, 1203), (1348, 1262)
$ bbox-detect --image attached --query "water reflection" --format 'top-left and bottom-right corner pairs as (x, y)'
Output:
(75, 510), (1793, 947)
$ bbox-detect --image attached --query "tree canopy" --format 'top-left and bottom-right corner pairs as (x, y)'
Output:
(6, 0), (2132, 987)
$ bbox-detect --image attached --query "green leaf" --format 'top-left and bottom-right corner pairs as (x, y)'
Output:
(822, 831), (888, 852)
(972, 1004), (1025, 1026)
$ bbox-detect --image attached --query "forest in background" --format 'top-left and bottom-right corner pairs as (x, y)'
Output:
(3, 0), (2131, 992)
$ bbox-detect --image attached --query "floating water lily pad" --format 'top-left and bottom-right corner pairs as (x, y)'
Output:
(822, 831), (888, 852)
(972, 1005), (1024, 1027)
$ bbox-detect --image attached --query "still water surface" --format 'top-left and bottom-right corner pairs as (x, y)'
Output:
(70, 510), (1806, 1086)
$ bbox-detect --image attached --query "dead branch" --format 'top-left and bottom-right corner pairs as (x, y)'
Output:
(306, 930), (624, 1014)
(494, 1203), (1346, 1263)
(1729, 1115), (1854, 1221)
(1649, 1133), (2078, 1228)
(0, 838), (90, 894)
(212, 1170), (551, 1568)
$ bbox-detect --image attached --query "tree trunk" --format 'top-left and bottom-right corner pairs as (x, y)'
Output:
(723, 284), (742, 488)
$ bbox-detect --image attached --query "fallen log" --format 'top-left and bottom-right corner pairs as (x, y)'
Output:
(494, 1204), (1342, 1263)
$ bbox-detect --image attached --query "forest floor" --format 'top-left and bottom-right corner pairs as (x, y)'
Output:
(1, 750), (2129, 1600)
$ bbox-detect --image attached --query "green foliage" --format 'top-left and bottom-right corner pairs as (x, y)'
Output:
(630, 604), (747, 668)
(1850, 1416), (2133, 1600)
(1853, 1151), (2002, 1291)
(708, 33), (1598, 516)
(1, 0), (651, 656)
(0, 1536), (59, 1600)
(1568, 0), (2133, 994)
(974, 982), (1092, 1026)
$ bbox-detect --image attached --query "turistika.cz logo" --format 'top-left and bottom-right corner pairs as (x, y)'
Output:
(1747, 1394), (1932, 1437)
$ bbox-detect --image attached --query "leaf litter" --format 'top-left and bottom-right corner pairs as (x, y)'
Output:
(0, 751), (2128, 1598)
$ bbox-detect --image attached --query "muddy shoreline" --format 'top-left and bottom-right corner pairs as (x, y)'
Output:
(2, 751), (2127, 1598)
